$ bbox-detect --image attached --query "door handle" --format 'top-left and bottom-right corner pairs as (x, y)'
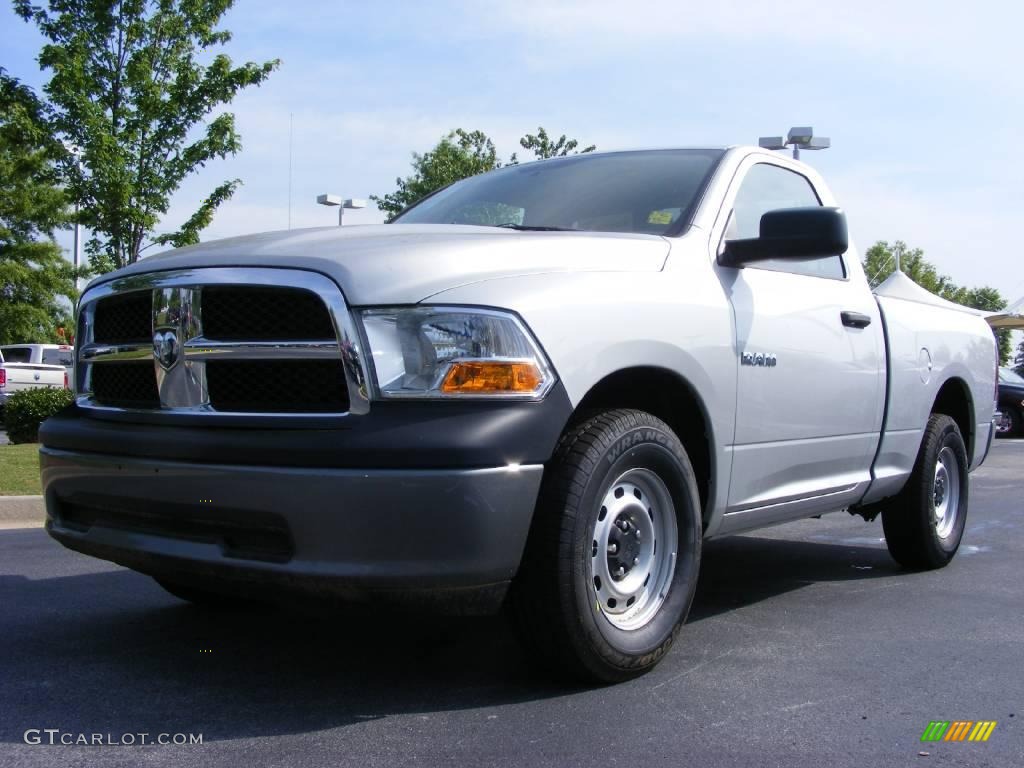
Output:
(840, 310), (872, 329)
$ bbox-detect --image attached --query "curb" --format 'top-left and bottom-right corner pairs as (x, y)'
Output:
(0, 495), (46, 525)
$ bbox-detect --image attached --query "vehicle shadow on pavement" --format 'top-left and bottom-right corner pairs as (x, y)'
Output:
(691, 534), (900, 621)
(0, 531), (899, 743)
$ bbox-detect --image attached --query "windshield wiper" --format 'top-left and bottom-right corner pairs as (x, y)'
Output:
(490, 223), (580, 232)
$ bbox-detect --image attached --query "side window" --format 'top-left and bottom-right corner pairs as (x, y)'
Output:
(1, 347), (32, 363)
(726, 163), (845, 279)
(42, 349), (74, 367)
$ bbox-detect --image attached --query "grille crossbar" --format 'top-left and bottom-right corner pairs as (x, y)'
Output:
(81, 339), (342, 363)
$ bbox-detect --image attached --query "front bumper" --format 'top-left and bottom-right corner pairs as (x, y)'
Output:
(41, 447), (544, 613)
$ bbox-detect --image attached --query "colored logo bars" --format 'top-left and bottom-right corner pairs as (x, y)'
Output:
(921, 721), (997, 742)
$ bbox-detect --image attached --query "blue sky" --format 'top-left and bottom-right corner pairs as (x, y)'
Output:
(2, 0), (1022, 306)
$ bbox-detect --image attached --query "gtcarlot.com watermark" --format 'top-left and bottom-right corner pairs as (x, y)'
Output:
(24, 729), (202, 746)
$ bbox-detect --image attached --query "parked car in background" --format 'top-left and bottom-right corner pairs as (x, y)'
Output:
(0, 345), (69, 414)
(996, 367), (1024, 437)
(0, 343), (75, 375)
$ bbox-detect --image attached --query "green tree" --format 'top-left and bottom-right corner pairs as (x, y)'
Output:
(371, 129), (500, 220)
(512, 126), (596, 162)
(0, 69), (78, 345)
(862, 240), (958, 294)
(953, 286), (1012, 364)
(371, 126), (596, 220)
(862, 240), (1010, 362)
(14, 0), (279, 272)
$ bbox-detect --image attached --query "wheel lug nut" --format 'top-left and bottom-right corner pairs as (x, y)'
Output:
(633, 557), (639, 565)
(608, 543), (618, 554)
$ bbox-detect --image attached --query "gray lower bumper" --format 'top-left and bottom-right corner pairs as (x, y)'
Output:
(41, 447), (544, 613)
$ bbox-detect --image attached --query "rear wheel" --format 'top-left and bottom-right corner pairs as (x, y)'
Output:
(511, 409), (702, 683)
(882, 414), (968, 570)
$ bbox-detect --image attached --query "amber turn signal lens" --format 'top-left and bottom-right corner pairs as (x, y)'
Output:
(440, 361), (544, 394)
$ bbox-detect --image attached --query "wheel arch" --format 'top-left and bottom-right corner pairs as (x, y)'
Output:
(931, 376), (975, 459)
(571, 366), (716, 527)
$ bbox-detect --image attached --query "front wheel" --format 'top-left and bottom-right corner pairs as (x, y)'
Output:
(510, 409), (702, 683)
(882, 414), (969, 570)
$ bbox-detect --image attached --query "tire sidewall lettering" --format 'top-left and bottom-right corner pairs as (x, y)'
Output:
(606, 428), (671, 466)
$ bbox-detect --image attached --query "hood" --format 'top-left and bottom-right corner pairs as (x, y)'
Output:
(96, 224), (672, 305)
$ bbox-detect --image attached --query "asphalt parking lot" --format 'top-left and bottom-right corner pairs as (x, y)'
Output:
(1, 442), (1021, 768)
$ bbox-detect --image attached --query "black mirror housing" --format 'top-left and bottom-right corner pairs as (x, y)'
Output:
(720, 207), (848, 268)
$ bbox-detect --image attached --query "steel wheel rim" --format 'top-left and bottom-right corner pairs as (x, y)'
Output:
(589, 468), (678, 631)
(933, 446), (961, 540)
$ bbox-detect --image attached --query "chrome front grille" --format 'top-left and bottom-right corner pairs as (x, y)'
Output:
(75, 268), (369, 419)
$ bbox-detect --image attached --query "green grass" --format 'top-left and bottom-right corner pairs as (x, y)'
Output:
(0, 443), (42, 495)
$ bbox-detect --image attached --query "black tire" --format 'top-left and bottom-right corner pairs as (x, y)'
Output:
(154, 577), (264, 610)
(510, 409), (702, 684)
(882, 414), (968, 570)
(995, 407), (1021, 438)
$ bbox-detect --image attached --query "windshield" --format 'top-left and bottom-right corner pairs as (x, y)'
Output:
(393, 149), (724, 236)
(999, 367), (1024, 385)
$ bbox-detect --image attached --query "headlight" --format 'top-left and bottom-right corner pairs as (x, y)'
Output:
(358, 307), (555, 399)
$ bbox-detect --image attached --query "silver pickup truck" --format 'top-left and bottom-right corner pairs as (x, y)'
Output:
(39, 147), (997, 682)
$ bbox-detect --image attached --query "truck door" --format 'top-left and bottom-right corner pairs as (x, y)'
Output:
(715, 160), (885, 531)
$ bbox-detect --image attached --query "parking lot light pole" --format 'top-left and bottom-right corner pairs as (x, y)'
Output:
(316, 194), (368, 226)
(62, 142), (84, 290)
(758, 127), (831, 160)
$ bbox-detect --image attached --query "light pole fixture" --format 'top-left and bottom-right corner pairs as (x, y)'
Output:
(758, 126), (831, 160)
(317, 194), (367, 226)
(61, 141), (84, 289)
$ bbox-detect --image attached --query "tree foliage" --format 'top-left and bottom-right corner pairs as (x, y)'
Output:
(371, 126), (595, 220)
(3, 387), (75, 443)
(862, 240), (1010, 363)
(863, 241), (956, 294)
(14, 0), (279, 272)
(371, 129), (499, 220)
(513, 126), (596, 162)
(0, 68), (78, 345)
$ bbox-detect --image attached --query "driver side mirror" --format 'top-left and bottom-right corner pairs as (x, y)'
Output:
(719, 207), (848, 268)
